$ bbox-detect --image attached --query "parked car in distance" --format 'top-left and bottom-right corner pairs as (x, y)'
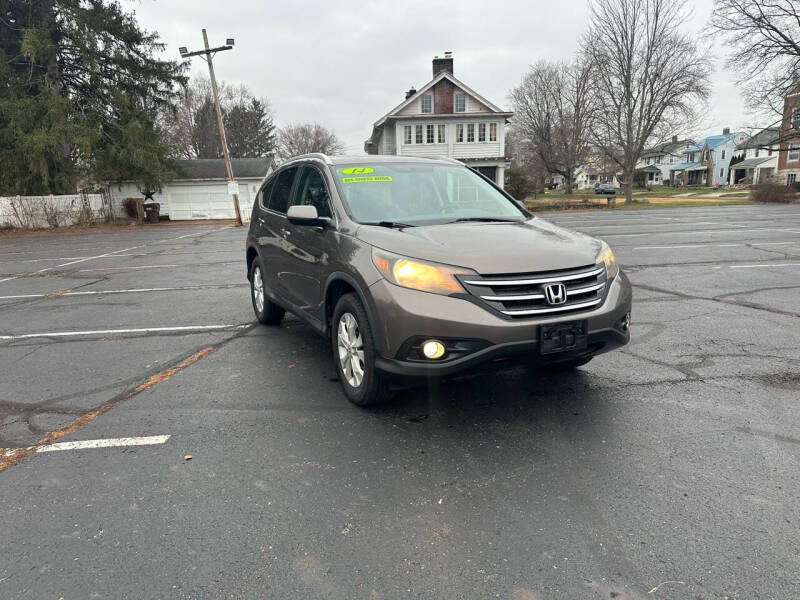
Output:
(246, 155), (632, 406)
(594, 183), (618, 195)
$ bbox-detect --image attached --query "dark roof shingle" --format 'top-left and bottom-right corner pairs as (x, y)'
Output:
(176, 157), (273, 180)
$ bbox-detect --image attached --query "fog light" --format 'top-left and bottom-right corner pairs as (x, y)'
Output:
(422, 340), (446, 359)
(622, 312), (631, 331)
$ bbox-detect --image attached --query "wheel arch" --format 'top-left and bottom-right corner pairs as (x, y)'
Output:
(323, 272), (377, 341)
(246, 245), (259, 280)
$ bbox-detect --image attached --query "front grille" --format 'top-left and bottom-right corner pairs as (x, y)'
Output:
(460, 264), (607, 318)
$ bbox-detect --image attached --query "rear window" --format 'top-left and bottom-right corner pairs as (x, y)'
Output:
(268, 167), (298, 214)
(332, 162), (525, 225)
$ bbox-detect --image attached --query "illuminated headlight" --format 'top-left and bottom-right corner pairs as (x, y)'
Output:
(596, 241), (619, 280)
(372, 249), (473, 295)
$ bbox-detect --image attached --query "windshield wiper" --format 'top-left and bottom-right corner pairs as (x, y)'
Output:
(446, 217), (523, 224)
(364, 220), (417, 229)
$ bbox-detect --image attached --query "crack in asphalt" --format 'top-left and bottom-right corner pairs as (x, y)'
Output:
(631, 283), (800, 318)
(0, 322), (257, 461)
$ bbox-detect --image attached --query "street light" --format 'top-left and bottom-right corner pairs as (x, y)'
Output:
(179, 30), (242, 226)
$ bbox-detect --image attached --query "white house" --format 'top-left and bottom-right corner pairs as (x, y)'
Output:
(728, 128), (780, 185)
(669, 129), (748, 186)
(364, 53), (512, 186)
(111, 157), (272, 221)
(637, 136), (694, 186)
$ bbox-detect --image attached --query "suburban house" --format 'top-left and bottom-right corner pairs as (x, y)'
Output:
(777, 87), (800, 185)
(575, 155), (620, 190)
(364, 53), (512, 186)
(669, 129), (748, 186)
(637, 136), (695, 186)
(111, 157), (272, 221)
(728, 128), (780, 185)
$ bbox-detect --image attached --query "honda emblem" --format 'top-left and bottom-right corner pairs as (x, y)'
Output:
(544, 283), (567, 305)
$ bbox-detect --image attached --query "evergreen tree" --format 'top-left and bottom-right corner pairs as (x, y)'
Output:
(0, 0), (186, 194)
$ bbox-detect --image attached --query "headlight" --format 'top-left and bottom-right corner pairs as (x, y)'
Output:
(596, 242), (619, 280)
(372, 249), (472, 295)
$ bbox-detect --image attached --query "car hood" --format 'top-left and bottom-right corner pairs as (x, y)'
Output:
(355, 219), (603, 275)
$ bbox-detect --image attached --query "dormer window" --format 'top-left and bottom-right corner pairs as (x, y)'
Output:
(421, 93), (433, 114)
(454, 93), (466, 113)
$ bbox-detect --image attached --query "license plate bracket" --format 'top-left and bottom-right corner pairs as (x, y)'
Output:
(540, 320), (588, 354)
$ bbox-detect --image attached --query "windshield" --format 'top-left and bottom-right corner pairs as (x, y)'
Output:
(332, 162), (527, 225)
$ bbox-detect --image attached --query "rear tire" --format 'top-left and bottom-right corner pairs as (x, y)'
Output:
(331, 293), (393, 406)
(250, 260), (285, 325)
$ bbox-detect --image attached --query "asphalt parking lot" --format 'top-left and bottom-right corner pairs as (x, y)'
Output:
(1, 204), (799, 599)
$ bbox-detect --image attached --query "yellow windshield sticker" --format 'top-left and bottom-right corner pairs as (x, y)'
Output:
(342, 175), (392, 183)
(341, 167), (374, 175)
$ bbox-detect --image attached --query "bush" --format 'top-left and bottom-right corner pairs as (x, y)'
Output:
(123, 197), (142, 218)
(752, 182), (796, 203)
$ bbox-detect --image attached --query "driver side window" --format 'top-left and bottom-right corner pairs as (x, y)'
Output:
(291, 166), (332, 218)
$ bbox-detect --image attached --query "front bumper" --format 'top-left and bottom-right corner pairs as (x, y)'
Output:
(368, 271), (632, 378)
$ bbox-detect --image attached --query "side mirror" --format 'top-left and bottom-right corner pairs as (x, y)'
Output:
(286, 204), (331, 228)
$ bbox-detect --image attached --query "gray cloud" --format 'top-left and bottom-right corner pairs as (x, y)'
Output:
(131, 0), (751, 154)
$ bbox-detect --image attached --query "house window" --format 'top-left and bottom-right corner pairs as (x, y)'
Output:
(755, 148), (759, 157)
(454, 93), (466, 113)
(789, 173), (797, 185)
(789, 144), (800, 161)
(456, 124), (464, 143)
(415, 125), (423, 144)
(421, 93), (433, 114)
(720, 168), (724, 178)
(489, 123), (497, 141)
(404, 125), (412, 145)
(792, 108), (800, 129)
(721, 150), (726, 159)
(437, 124), (446, 144)
(426, 124), (434, 144)
(478, 123), (486, 142)
(467, 123), (475, 142)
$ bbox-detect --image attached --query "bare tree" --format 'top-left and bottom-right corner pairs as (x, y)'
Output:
(164, 76), (275, 159)
(276, 123), (344, 159)
(710, 0), (800, 120)
(509, 60), (593, 194)
(582, 0), (711, 202)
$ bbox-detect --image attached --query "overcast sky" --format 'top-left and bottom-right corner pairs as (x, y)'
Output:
(131, 0), (750, 154)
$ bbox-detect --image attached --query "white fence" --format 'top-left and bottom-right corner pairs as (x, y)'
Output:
(0, 194), (113, 229)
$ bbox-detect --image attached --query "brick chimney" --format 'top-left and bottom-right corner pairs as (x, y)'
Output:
(723, 127), (730, 135)
(672, 135), (678, 143)
(433, 51), (454, 78)
(405, 87), (416, 100)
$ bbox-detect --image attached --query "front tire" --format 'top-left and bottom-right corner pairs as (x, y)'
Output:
(250, 260), (285, 325)
(331, 293), (392, 406)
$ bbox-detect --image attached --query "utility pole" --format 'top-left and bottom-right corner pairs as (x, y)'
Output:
(179, 30), (243, 226)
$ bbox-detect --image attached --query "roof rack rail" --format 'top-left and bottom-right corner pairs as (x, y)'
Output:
(421, 155), (462, 165)
(280, 153), (333, 166)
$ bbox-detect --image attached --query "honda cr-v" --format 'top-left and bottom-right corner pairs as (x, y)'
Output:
(246, 155), (632, 405)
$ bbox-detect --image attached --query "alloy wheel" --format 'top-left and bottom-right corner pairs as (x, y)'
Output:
(337, 312), (365, 388)
(253, 265), (264, 314)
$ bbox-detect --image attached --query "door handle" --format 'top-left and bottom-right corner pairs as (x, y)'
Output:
(280, 228), (291, 236)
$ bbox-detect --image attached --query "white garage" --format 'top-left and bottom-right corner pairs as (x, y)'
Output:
(111, 157), (273, 222)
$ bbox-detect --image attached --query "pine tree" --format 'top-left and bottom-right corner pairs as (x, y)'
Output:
(0, 0), (186, 194)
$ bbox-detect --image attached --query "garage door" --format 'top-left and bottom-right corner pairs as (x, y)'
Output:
(167, 182), (254, 221)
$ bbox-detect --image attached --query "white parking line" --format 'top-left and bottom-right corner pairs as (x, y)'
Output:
(606, 228), (800, 238)
(729, 263), (800, 269)
(77, 264), (177, 272)
(37, 435), (171, 453)
(0, 284), (247, 301)
(633, 241), (796, 250)
(0, 324), (248, 340)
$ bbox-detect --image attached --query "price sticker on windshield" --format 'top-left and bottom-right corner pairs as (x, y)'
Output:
(342, 176), (392, 183)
